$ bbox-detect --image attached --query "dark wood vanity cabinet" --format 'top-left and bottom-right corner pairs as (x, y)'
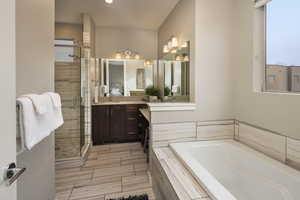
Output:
(92, 104), (146, 145)
(110, 105), (126, 142)
(92, 105), (111, 145)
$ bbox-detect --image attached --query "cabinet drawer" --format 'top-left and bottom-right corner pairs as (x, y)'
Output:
(127, 105), (138, 112)
(127, 131), (138, 135)
(127, 116), (137, 122)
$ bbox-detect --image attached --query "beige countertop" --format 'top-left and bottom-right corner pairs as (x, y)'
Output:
(92, 101), (147, 106)
(92, 101), (196, 112)
(139, 108), (150, 122)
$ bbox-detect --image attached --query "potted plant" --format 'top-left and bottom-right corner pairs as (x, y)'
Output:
(145, 86), (160, 102)
(163, 87), (171, 101)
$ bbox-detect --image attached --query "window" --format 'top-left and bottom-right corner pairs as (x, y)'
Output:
(264, 0), (300, 93)
(54, 39), (75, 62)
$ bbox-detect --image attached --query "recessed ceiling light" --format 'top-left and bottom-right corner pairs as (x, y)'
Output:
(105, 0), (113, 4)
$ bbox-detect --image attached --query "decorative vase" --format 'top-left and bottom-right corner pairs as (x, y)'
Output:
(148, 96), (158, 102)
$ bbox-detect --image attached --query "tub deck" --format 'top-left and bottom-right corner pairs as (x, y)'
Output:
(152, 148), (211, 200)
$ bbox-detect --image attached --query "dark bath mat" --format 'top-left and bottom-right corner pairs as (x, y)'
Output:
(108, 194), (149, 200)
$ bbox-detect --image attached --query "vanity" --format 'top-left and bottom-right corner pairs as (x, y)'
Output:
(92, 102), (148, 145)
(90, 41), (191, 147)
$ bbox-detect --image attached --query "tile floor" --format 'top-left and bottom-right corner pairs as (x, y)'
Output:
(55, 143), (155, 200)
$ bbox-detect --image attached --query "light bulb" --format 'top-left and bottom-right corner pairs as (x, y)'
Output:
(175, 56), (182, 61)
(105, 0), (113, 4)
(168, 40), (172, 50)
(144, 60), (153, 66)
(171, 37), (178, 48)
(181, 42), (188, 48)
(115, 53), (121, 59)
(135, 54), (140, 60)
(163, 45), (169, 53)
(183, 56), (189, 62)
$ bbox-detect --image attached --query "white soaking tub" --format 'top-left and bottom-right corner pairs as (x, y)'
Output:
(170, 140), (300, 200)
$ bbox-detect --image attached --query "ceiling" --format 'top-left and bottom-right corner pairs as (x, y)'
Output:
(55, 0), (180, 30)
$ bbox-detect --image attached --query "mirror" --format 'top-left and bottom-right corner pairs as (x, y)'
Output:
(160, 41), (190, 100)
(163, 60), (189, 97)
(97, 59), (156, 97)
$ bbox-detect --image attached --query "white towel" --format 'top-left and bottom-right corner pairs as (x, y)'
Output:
(17, 96), (64, 150)
(44, 92), (62, 108)
(21, 94), (52, 115)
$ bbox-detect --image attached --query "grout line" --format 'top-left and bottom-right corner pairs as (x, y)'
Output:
(66, 187), (74, 200)
(133, 163), (136, 175)
(90, 167), (95, 180)
(285, 137), (288, 164)
(121, 175), (124, 193)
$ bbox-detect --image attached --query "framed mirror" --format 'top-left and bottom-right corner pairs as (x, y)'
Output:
(97, 59), (156, 97)
(160, 41), (190, 101)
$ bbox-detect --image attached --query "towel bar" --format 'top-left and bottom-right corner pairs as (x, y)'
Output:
(16, 104), (25, 155)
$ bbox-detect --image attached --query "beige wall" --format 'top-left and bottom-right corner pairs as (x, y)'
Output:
(155, 0), (235, 123)
(16, 0), (55, 199)
(234, 0), (300, 140)
(95, 26), (158, 60)
(0, 0), (16, 199)
(194, 0), (236, 121)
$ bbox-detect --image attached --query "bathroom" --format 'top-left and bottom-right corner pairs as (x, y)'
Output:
(1, 0), (300, 200)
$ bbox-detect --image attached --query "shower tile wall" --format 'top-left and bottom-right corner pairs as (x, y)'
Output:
(55, 62), (81, 159)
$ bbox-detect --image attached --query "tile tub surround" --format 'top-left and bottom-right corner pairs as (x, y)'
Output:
(152, 147), (210, 200)
(151, 122), (197, 148)
(149, 119), (300, 171)
(55, 143), (155, 200)
(234, 121), (300, 170)
(197, 120), (235, 141)
(286, 138), (300, 170)
(236, 123), (286, 162)
(150, 120), (235, 149)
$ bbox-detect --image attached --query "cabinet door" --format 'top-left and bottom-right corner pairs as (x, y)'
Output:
(92, 106), (110, 145)
(110, 105), (126, 142)
(125, 104), (147, 142)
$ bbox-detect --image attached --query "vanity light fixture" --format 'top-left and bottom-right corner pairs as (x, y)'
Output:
(105, 0), (113, 4)
(113, 49), (141, 60)
(163, 36), (180, 55)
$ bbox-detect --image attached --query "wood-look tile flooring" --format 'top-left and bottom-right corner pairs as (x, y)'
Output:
(55, 143), (155, 200)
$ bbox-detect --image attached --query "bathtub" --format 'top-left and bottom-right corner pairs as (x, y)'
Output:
(170, 140), (300, 200)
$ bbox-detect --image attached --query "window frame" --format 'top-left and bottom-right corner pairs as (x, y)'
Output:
(254, 2), (300, 95)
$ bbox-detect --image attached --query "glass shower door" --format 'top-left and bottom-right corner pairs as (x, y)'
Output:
(80, 58), (93, 155)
